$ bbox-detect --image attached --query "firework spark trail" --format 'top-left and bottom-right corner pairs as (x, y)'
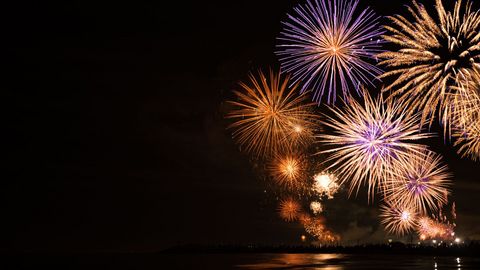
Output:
(276, 0), (385, 104)
(318, 89), (432, 199)
(385, 150), (451, 215)
(227, 70), (319, 158)
(379, 0), (480, 132)
(380, 201), (418, 236)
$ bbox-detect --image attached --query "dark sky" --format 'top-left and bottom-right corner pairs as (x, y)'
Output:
(4, 0), (480, 252)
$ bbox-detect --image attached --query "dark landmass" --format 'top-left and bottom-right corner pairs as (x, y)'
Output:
(163, 242), (480, 257)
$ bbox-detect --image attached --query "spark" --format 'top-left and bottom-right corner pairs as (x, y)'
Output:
(227, 70), (319, 158)
(318, 89), (431, 199)
(452, 202), (457, 219)
(276, 0), (385, 103)
(385, 150), (452, 214)
(379, 0), (480, 131)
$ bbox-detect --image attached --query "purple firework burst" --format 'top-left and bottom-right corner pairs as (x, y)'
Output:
(276, 0), (385, 104)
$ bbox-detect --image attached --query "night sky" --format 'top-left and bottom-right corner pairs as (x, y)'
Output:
(4, 0), (480, 252)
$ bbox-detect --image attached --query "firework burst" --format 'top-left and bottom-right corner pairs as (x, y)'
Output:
(276, 0), (385, 103)
(318, 89), (431, 198)
(312, 172), (340, 199)
(379, 0), (480, 130)
(380, 201), (418, 236)
(417, 216), (455, 240)
(227, 70), (319, 158)
(278, 198), (302, 222)
(302, 214), (340, 243)
(451, 70), (480, 160)
(310, 201), (323, 214)
(270, 152), (307, 190)
(385, 151), (451, 214)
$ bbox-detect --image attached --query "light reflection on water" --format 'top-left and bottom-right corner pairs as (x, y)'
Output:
(235, 254), (478, 269)
(237, 253), (345, 269)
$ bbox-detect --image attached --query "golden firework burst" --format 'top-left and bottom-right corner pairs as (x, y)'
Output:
(312, 172), (340, 199)
(451, 69), (480, 160)
(227, 70), (319, 158)
(270, 152), (307, 190)
(379, 0), (480, 131)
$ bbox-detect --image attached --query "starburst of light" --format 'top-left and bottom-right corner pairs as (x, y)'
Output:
(276, 0), (385, 103)
(270, 153), (307, 190)
(310, 201), (323, 214)
(318, 89), (431, 198)
(379, 0), (480, 130)
(278, 198), (302, 222)
(385, 151), (451, 214)
(312, 172), (340, 199)
(380, 201), (418, 236)
(227, 70), (319, 158)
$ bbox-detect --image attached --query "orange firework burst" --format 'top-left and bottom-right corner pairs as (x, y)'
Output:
(278, 198), (301, 222)
(270, 152), (307, 190)
(379, 0), (480, 131)
(227, 70), (319, 158)
(380, 201), (418, 236)
(318, 89), (431, 199)
(385, 151), (451, 214)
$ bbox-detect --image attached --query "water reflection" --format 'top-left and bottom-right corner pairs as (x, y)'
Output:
(237, 253), (344, 269)
(236, 254), (475, 269)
